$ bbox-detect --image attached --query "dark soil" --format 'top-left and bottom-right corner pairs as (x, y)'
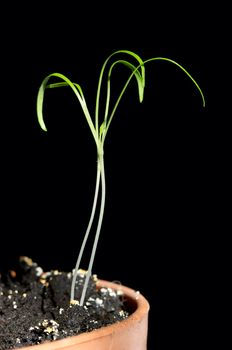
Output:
(0, 257), (129, 349)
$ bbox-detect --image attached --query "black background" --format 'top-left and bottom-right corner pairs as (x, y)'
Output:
(0, 2), (215, 349)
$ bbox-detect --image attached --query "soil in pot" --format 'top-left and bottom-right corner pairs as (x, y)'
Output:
(0, 256), (131, 349)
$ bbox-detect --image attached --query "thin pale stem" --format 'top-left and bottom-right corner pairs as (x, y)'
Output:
(70, 164), (101, 302)
(79, 154), (106, 306)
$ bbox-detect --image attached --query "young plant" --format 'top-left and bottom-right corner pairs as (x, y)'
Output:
(37, 50), (205, 306)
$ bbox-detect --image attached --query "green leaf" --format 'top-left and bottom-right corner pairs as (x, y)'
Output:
(144, 57), (205, 107)
(95, 50), (145, 135)
(36, 73), (98, 145)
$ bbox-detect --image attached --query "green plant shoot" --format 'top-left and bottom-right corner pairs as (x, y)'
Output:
(37, 50), (205, 306)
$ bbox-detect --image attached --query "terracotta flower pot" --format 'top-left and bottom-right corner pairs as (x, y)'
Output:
(18, 279), (150, 350)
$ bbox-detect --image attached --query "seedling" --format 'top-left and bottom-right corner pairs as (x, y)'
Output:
(37, 50), (205, 306)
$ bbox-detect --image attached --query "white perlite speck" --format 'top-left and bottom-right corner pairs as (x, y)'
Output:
(95, 297), (103, 305)
(35, 267), (43, 277)
(119, 310), (125, 316)
(116, 290), (123, 296)
(59, 308), (64, 315)
(41, 319), (59, 338)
